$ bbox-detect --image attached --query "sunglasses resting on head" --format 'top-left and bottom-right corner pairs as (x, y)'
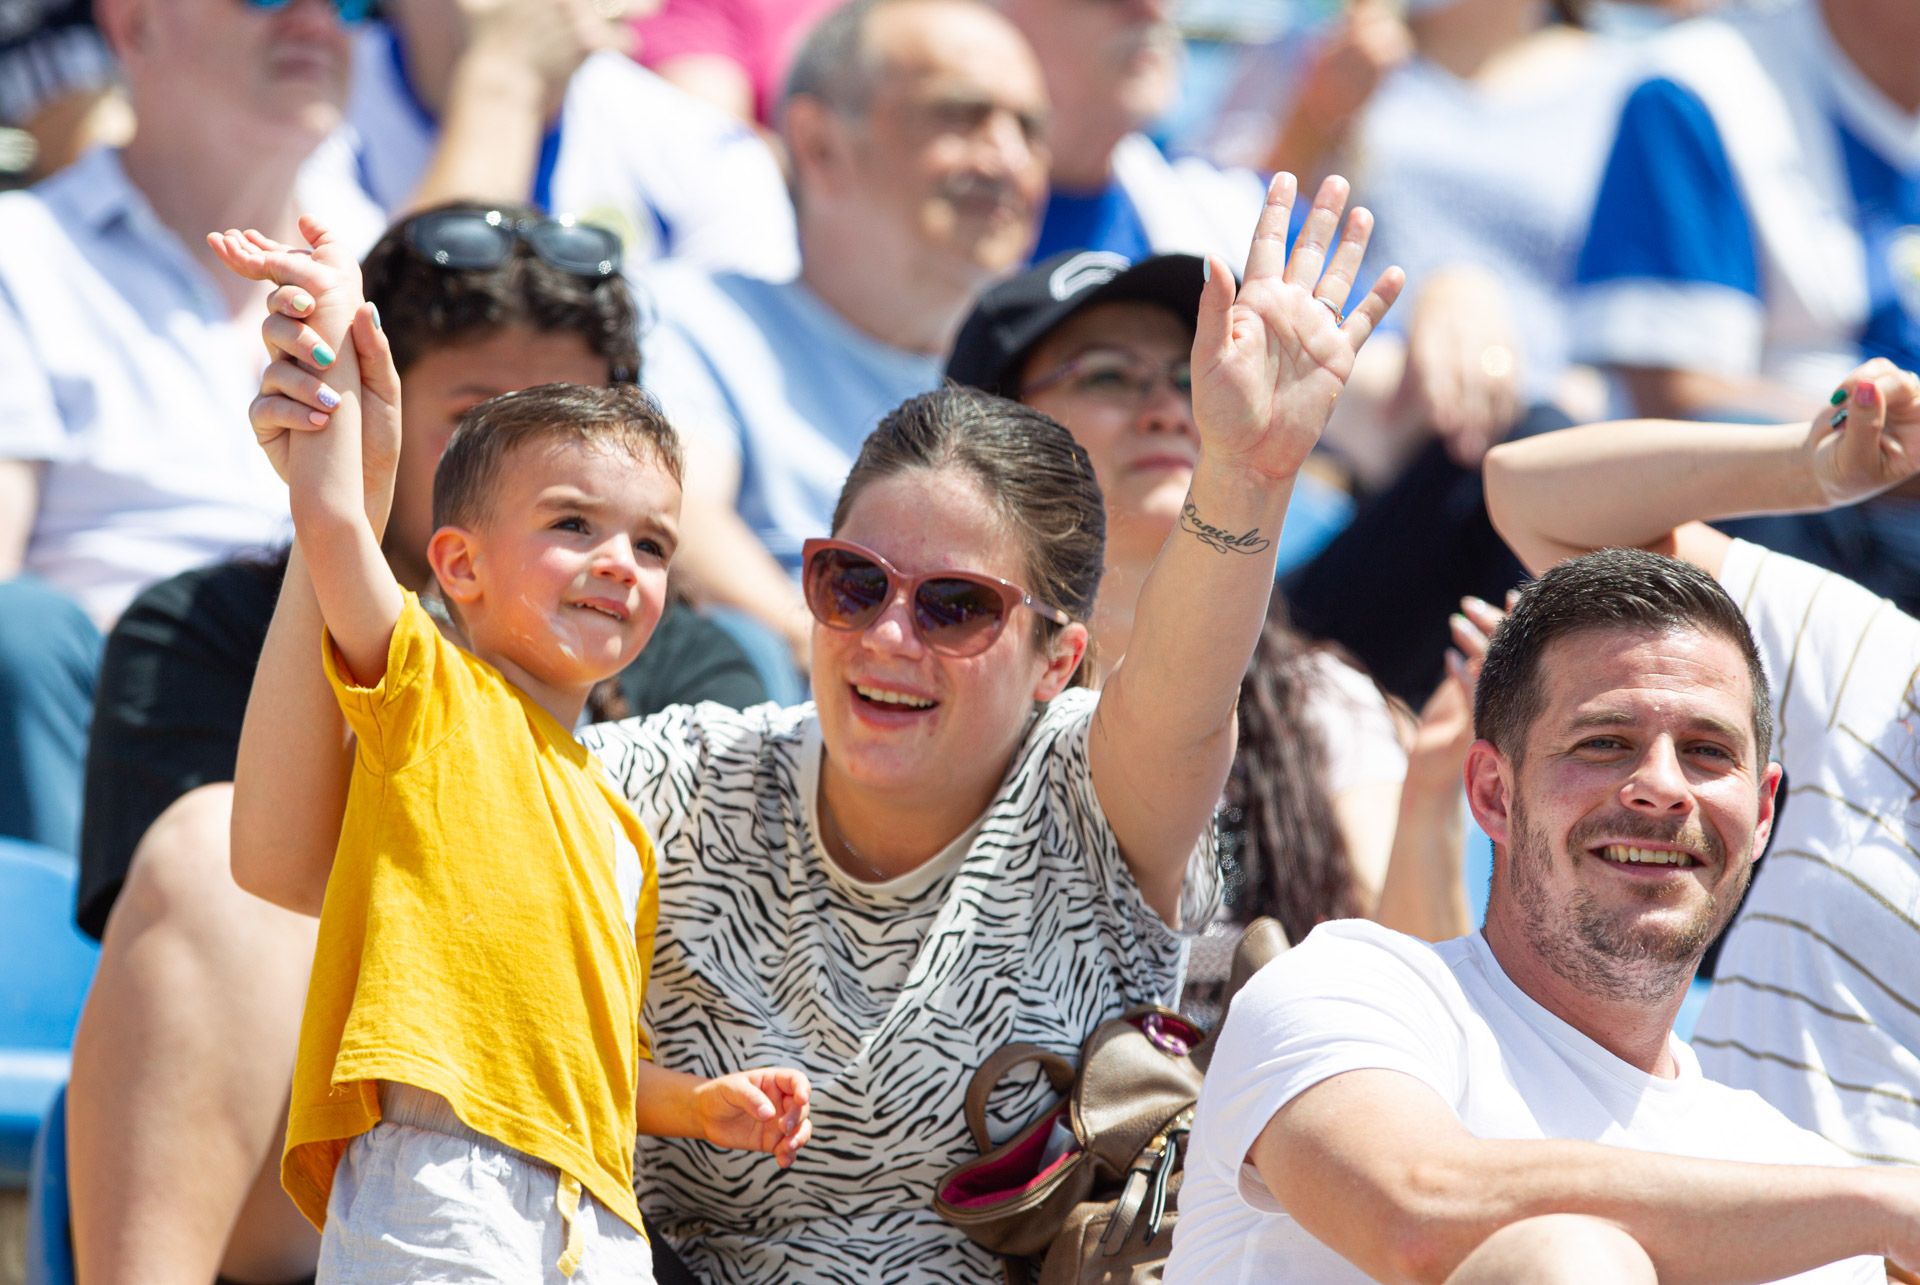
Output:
(802, 538), (1071, 658)
(403, 209), (624, 279)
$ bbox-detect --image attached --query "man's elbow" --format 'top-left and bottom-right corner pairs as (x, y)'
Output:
(1374, 1157), (1514, 1285)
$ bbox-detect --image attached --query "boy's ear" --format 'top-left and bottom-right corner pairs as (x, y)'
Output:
(427, 527), (483, 605)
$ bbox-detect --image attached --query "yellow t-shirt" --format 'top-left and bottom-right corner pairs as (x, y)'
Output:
(284, 593), (657, 1235)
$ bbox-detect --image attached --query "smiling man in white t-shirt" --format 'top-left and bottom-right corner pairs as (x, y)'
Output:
(1169, 547), (1920, 1284)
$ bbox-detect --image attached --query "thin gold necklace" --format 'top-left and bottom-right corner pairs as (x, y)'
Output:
(818, 786), (892, 883)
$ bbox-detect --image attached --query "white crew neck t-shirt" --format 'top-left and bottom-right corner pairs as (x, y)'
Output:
(1167, 920), (1881, 1284)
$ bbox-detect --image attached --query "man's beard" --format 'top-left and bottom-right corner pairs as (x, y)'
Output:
(1505, 798), (1751, 1004)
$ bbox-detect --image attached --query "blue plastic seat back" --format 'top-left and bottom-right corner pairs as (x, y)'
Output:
(25, 1084), (74, 1285)
(0, 838), (99, 1184)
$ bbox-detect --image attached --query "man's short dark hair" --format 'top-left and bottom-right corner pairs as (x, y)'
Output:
(1475, 547), (1773, 765)
(360, 201), (642, 384)
(432, 383), (682, 534)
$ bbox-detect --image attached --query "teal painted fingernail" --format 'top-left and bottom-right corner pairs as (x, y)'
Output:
(370, 303), (382, 330)
(1202, 259), (1211, 284)
(312, 342), (335, 368)
(1829, 408), (1848, 429)
(1829, 388), (1848, 405)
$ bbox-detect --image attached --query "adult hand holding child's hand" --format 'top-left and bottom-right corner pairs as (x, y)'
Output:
(207, 216), (401, 529)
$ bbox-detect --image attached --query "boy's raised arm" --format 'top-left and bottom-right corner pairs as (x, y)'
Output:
(212, 222), (405, 911)
(210, 220), (402, 686)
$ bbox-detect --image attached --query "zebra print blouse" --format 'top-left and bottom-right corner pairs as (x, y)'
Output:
(585, 689), (1219, 1283)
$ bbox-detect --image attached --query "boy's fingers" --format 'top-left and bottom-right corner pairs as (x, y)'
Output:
(729, 1080), (777, 1120)
(779, 1116), (813, 1164)
(206, 230), (270, 279)
(297, 211), (340, 256)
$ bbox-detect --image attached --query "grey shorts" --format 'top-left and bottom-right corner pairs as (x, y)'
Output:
(316, 1084), (655, 1284)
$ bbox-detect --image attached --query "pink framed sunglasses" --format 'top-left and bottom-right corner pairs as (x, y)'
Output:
(801, 538), (1073, 658)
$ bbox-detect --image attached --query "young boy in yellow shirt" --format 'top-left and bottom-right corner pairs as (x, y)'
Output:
(210, 216), (810, 1281)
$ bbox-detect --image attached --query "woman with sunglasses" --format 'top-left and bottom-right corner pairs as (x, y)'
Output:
(62, 202), (764, 1285)
(231, 173), (1402, 1282)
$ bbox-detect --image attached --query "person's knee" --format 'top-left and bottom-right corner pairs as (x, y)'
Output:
(105, 783), (240, 939)
(1446, 1214), (1656, 1285)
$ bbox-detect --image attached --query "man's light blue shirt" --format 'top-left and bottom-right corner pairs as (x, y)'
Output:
(0, 147), (378, 623)
(635, 265), (942, 576)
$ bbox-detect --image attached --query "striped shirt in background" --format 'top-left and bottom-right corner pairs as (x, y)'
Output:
(1695, 539), (1920, 1166)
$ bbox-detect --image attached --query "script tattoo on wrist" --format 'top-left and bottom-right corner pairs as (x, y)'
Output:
(1180, 501), (1272, 555)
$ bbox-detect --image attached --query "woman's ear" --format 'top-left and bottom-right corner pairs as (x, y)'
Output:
(1031, 621), (1091, 702)
(426, 527), (482, 606)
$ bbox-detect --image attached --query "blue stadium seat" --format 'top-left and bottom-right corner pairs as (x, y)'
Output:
(25, 1086), (74, 1285)
(0, 837), (98, 1185)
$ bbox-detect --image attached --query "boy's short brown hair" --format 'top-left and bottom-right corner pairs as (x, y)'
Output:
(431, 383), (683, 533)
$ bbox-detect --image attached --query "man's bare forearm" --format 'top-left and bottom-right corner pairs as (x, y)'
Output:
(1257, 1070), (1913, 1285)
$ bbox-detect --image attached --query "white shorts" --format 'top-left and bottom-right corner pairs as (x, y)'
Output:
(316, 1084), (655, 1284)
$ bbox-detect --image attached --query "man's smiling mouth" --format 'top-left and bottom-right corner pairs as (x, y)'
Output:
(1596, 844), (1699, 868)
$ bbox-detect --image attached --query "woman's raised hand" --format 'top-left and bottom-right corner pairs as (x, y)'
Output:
(1191, 173), (1403, 483)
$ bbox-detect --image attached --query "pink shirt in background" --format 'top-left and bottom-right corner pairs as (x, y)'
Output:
(632, 0), (840, 124)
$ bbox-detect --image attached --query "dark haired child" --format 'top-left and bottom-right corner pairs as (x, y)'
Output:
(211, 218), (809, 1282)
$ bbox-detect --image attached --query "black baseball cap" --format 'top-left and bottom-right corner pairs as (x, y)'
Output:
(945, 249), (1209, 399)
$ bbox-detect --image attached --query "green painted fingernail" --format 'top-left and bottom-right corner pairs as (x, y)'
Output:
(313, 342), (335, 367)
(370, 303), (382, 330)
(1830, 388), (1848, 405)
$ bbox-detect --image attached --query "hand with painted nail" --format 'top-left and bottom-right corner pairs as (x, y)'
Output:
(1408, 593), (1503, 771)
(207, 215), (362, 373)
(210, 215), (402, 530)
(1191, 172), (1404, 484)
(1806, 358), (1920, 508)
(253, 300), (402, 527)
